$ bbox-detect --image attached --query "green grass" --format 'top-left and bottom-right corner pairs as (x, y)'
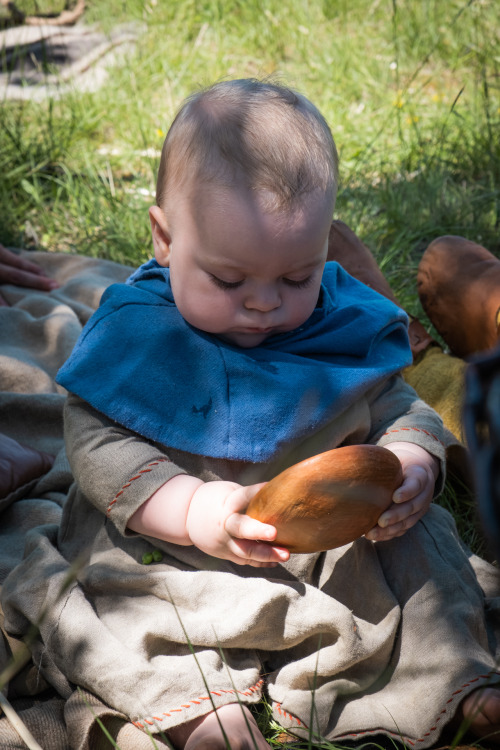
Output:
(1, 1), (499, 746)
(1, 0), (498, 274)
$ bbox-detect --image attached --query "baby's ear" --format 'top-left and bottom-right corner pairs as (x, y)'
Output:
(149, 206), (171, 267)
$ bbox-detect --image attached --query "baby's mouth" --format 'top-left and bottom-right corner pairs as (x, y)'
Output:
(241, 327), (274, 334)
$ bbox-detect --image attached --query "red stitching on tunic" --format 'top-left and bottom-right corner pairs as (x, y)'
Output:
(133, 670), (500, 738)
(106, 459), (171, 515)
(134, 679), (264, 728)
(324, 671), (500, 749)
(274, 703), (304, 727)
(383, 427), (444, 446)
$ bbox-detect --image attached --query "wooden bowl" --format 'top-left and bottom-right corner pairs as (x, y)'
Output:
(246, 445), (403, 553)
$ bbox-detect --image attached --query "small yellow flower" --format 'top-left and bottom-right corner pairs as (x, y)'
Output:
(393, 93), (405, 108)
(406, 114), (419, 124)
(431, 93), (442, 103)
(156, 128), (165, 138)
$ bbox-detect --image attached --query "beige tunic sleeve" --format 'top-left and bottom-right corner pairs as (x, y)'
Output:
(63, 392), (186, 535)
(366, 374), (447, 491)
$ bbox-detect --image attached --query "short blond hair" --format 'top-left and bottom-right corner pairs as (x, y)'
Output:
(156, 78), (338, 214)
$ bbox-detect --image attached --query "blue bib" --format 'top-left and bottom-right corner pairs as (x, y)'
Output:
(57, 261), (412, 462)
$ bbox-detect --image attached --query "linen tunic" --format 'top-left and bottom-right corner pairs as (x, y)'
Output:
(7, 379), (500, 748)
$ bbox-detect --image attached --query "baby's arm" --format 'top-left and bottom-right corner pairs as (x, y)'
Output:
(65, 392), (288, 568)
(364, 374), (445, 542)
(128, 475), (290, 568)
(64, 393), (184, 529)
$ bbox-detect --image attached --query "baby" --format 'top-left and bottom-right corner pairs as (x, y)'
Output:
(3, 79), (500, 750)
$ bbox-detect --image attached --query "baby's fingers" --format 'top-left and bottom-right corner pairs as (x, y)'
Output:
(224, 513), (289, 566)
(366, 507), (425, 541)
(392, 468), (428, 504)
(229, 538), (290, 567)
(225, 512), (277, 543)
(371, 496), (421, 533)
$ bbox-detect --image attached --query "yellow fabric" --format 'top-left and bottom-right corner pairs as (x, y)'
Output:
(404, 345), (467, 445)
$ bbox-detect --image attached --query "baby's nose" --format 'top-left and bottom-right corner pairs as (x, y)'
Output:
(244, 284), (281, 312)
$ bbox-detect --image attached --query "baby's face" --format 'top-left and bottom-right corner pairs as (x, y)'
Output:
(155, 183), (331, 348)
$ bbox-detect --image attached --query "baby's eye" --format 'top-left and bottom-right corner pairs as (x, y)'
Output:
(282, 276), (313, 289)
(209, 274), (244, 290)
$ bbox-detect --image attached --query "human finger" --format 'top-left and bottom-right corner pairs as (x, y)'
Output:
(224, 483), (267, 516)
(0, 250), (45, 275)
(392, 466), (429, 503)
(227, 537), (290, 566)
(366, 507), (425, 541)
(376, 487), (431, 530)
(224, 512), (277, 542)
(0, 264), (59, 290)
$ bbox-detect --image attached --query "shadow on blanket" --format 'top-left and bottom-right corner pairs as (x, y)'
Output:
(0, 249), (148, 749)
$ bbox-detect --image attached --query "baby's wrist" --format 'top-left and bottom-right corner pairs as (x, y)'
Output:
(385, 441), (439, 474)
(128, 474), (203, 545)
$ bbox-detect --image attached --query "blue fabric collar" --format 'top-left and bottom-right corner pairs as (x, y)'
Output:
(57, 261), (412, 462)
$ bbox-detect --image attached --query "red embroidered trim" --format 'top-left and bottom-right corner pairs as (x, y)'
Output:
(106, 458), (171, 516)
(274, 702), (306, 727)
(132, 679), (264, 729)
(383, 427), (444, 446)
(334, 671), (500, 746)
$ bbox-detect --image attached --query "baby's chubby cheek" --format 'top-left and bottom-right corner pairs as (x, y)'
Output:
(173, 288), (234, 335)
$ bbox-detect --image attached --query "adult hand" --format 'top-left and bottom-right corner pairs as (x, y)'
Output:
(365, 442), (440, 542)
(0, 244), (59, 293)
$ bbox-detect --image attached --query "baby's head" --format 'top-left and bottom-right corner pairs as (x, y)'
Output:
(150, 78), (338, 347)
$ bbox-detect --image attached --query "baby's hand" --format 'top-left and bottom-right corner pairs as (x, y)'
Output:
(365, 442), (440, 542)
(186, 481), (290, 568)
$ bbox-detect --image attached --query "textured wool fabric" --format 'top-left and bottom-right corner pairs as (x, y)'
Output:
(56, 260), (413, 462)
(0, 695), (68, 749)
(0, 250), (138, 748)
(0, 249), (497, 750)
(404, 343), (468, 444)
